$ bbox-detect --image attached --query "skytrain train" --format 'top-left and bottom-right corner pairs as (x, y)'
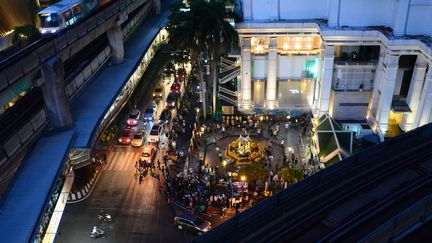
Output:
(37, 0), (113, 34)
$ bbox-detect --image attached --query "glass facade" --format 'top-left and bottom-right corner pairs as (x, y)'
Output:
(278, 79), (314, 107)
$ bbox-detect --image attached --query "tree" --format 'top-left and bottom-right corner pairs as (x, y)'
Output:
(12, 25), (37, 45)
(200, 0), (239, 115)
(166, 0), (239, 116)
(278, 167), (304, 184)
(167, 1), (209, 116)
(239, 162), (267, 184)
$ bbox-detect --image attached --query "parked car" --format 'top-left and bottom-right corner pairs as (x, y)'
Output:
(143, 105), (155, 121)
(127, 108), (140, 126)
(148, 124), (163, 143)
(140, 145), (155, 164)
(170, 82), (181, 93)
(131, 132), (145, 147)
(159, 109), (172, 124)
(153, 83), (164, 99)
(118, 129), (133, 145)
(174, 212), (211, 235)
(166, 92), (178, 109)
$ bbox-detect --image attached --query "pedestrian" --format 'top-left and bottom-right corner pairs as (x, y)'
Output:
(209, 194), (214, 206)
(221, 206), (227, 218)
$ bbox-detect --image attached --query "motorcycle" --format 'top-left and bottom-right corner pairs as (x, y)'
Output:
(98, 212), (112, 222)
(90, 226), (105, 239)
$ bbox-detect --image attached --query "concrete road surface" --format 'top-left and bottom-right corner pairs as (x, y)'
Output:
(57, 146), (194, 243)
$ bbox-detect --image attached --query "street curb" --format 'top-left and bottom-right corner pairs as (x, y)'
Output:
(67, 164), (105, 204)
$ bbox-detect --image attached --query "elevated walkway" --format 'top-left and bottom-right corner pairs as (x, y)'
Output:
(0, 131), (75, 243)
(0, 0), (174, 241)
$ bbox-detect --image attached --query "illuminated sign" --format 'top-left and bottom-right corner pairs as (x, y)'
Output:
(278, 36), (320, 52)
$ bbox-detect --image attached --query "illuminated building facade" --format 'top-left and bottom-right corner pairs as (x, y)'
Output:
(236, 0), (432, 140)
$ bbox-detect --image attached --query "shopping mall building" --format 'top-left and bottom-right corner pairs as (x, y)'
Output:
(231, 0), (432, 140)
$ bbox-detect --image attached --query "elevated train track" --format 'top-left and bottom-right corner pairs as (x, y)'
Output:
(0, 0), (150, 94)
(0, 0), (154, 178)
(195, 124), (432, 243)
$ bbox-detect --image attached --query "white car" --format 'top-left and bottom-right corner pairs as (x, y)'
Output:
(131, 132), (145, 147)
(148, 124), (163, 143)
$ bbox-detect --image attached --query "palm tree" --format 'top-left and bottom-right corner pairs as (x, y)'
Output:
(200, 0), (239, 116)
(167, 1), (209, 116)
(167, 0), (239, 117)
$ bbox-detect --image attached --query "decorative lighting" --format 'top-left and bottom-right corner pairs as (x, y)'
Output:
(255, 45), (264, 51)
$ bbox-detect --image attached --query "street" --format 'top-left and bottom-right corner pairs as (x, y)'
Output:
(57, 47), (195, 242)
(57, 145), (194, 243)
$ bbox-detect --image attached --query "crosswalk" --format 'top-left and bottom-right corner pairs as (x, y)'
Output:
(105, 149), (141, 171)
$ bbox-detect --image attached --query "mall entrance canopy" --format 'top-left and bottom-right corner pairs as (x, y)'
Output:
(314, 114), (353, 167)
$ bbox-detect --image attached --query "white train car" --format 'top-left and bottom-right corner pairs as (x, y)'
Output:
(37, 0), (99, 34)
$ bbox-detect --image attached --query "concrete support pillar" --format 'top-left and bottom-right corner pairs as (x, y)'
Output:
(401, 55), (427, 131)
(152, 0), (161, 15)
(41, 56), (73, 128)
(392, 0), (410, 36)
(418, 66), (432, 126)
(266, 37), (278, 109)
(240, 38), (252, 110)
(318, 45), (335, 116)
(328, 0), (340, 27)
(107, 11), (127, 64)
(368, 46), (385, 120)
(376, 53), (399, 135)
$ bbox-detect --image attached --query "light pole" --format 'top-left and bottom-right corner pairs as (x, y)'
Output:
(228, 171), (233, 208)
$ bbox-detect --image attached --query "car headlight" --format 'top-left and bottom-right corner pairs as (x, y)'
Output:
(118, 139), (122, 142)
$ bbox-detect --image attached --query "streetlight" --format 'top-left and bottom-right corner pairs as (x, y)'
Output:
(240, 175), (247, 182)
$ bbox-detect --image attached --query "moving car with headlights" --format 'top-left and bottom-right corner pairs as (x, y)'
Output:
(118, 129), (133, 145)
(177, 68), (186, 82)
(153, 83), (164, 99)
(148, 124), (163, 143)
(159, 109), (172, 124)
(143, 105), (155, 121)
(127, 108), (140, 126)
(166, 92), (178, 109)
(170, 82), (181, 93)
(174, 212), (211, 235)
(164, 62), (175, 75)
(140, 145), (155, 164)
(131, 132), (145, 147)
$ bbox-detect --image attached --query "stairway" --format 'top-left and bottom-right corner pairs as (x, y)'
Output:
(218, 57), (239, 105)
